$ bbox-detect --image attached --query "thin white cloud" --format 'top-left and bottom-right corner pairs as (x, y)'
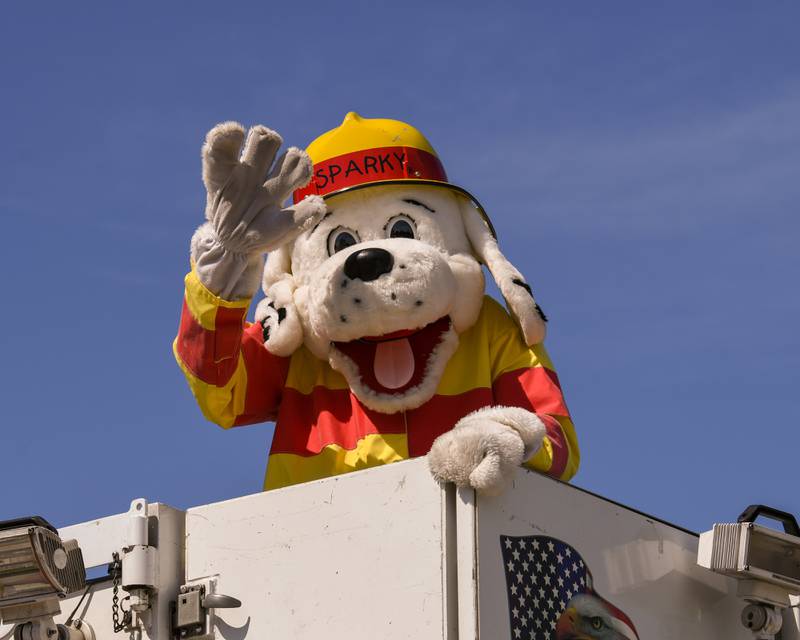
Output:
(452, 86), (800, 234)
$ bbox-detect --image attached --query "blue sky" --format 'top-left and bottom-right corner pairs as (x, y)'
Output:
(1, 2), (798, 533)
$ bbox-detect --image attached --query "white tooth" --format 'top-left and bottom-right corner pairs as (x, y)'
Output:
(374, 338), (414, 389)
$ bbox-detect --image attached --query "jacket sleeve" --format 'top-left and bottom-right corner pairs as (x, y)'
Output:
(486, 299), (580, 481)
(173, 268), (290, 428)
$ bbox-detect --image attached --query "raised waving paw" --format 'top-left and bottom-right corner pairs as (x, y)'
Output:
(427, 406), (546, 495)
(191, 122), (326, 300)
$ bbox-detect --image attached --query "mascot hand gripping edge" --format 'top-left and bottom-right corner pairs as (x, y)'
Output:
(174, 113), (580, 495)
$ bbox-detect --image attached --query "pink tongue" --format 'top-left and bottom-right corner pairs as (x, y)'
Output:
(374, 338), (415, 389)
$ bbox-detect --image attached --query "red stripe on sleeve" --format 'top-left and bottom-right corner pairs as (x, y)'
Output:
(215, 306), (249, 360)
(539, 414), (569, 479)
(492, 367), (570, 417)
(232, 322), (291, 425)
(176, 300), (245, 385)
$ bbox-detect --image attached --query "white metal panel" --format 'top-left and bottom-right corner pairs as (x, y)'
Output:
(144, 503), (186, 640)
(456, 487), (478, 640)
(473, 468), (759, 639)
(60, 512), (129, 569)
(442, 484), (459, 640)
(185, 458), (449, 640)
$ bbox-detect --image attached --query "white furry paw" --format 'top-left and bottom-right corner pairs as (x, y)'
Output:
(428, 407), (546, 495)
(254, 289), (303, 356)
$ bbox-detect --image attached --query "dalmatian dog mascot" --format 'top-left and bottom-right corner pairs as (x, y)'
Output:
(175, 113), (579, 494)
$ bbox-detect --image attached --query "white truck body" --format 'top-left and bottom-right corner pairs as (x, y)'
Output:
(2, 458), (797, 639)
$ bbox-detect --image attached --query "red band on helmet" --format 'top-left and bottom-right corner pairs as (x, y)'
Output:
(293, 146), (448, 203)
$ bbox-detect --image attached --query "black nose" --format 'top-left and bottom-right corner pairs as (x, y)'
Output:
(343, 248), (394, 282)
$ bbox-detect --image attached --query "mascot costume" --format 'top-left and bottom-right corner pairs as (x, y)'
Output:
(174, 113), (579, 494)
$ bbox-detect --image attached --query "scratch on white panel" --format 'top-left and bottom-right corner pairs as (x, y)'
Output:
(520, 519), (549, 534)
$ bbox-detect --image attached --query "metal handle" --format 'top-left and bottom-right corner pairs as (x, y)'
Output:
(737, 504), (800, 537)
(201, 593), (241, 609)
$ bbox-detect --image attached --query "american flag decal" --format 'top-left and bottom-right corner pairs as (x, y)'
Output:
(499, 535), (639, 640)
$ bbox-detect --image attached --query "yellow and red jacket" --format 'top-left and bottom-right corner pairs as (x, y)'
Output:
(174, 269), (580, 490)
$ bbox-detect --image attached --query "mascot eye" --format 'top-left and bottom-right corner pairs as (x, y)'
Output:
(590, 617), (604, 631)
(327, 228), (359, 256)
(386, 215), (416, 239)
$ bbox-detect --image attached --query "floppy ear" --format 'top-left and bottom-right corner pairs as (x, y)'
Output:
(254, 245), (304, 356)
(459, 200), (548, 345)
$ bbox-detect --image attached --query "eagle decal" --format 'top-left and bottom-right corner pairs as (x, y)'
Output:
(500, 535), (639, 640)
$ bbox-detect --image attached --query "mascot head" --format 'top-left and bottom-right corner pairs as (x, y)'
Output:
(255, 112), (547, 413)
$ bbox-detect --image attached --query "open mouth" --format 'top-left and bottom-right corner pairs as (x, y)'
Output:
(332, 316), (452, 395)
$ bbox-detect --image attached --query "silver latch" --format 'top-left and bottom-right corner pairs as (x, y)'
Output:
(173, 583), (241, 640)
